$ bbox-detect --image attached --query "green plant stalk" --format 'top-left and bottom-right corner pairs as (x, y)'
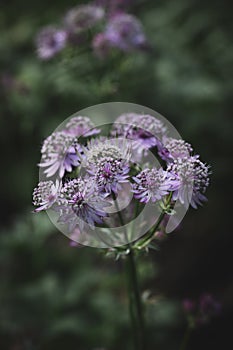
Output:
(179, 326), (192, 350)
(125, 247), (146, 350)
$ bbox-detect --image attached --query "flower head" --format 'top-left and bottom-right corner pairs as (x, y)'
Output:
(58, 177), (108, 231)
(82, 137), (131, 167)
(89, 157), (130, 196)
(158, 137), (193, 163)
(64, 5), (105, 34)
(168, 156), (211, 208)
(39, 131), (81, 178)
(64, 116), (100, 137)
(112, 113), (167, 158)
(36, 26), (67, 60)
(104, 14), (148, 52)
(92, 33), (111, 58)
(32, 180), (61, 212)
(132, 168), (180, 203)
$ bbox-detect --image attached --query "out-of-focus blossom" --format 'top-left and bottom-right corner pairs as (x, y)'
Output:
(36, 26), (67, 60)
(182, 299), (196, 313)
(64, 5), (105, 34)
(57, 177), (109, 231)
(92, 33), (111, 58)
(32, 180), (61, 212)
(39, 131), (81, 178)
(183, 294), (221, 327)
(199, 293), (221, 322)
(104, 14), (148, 52)
(168, 156), (211, 208)
(132, 168), (180, 203)
(64, 116), (101, 137)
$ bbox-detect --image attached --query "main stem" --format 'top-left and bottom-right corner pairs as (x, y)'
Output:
(125, 248), (146, 350)
(112, 193), (145, 349)
(179, 326), (192, 350)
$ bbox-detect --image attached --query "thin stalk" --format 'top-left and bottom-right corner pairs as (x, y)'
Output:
(112, 194), (145, 349)
(125, 248), (146, 350)
(179, 326), (192, 350)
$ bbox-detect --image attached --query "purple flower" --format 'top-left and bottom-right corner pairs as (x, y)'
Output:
(39, 131), (81, 178)
(132, 168), (180, 203)
(158, 138), (193, 163)
(182, 299), (196, 313)
(111, 113), (167, 158)
(92, 33), (111, 58)
(57, 177), (108, 231)
(104, 14), (148, 52)
(88, 157), (130, 196)
(83, 137), (131, 167)
(168, 156), (210, 209)
(32, 180), (61, 212)
(199, 294), (221, 318)
(64, 5), (105, 34)
(36, 26), (67, 60)
(64, 116), (101, 137)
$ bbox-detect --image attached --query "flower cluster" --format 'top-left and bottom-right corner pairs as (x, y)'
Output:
(35, 1), (148, 60)
(33, 112), (210, 245)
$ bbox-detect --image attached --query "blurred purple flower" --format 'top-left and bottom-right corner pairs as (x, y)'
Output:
(168, 156), (211, 209)
(64, 5), (105, 35)
(32, 180), (61, 212)
(36, 26), (67, 60)
(199, 293), (221, 318)
(57, 177), (109, 231)
(132, 168), (180, 203)
(92, 33), (111, 58)
(64, 116), (101, 137)
(104, 14), (148, 52)
(182, 298), (196, 313)
(39, 131), (81, 178)
(95, 0), (135, 17)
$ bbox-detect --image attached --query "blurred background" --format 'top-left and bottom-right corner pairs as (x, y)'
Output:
(0, 0), (232, 349)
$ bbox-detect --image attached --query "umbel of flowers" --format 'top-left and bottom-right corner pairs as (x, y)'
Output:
(32, 112), (210, 350)
(33, 113), (210, 246)
(35, 1), (149, 60)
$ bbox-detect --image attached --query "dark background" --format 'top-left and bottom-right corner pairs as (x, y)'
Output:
(0, 0), (232, 349)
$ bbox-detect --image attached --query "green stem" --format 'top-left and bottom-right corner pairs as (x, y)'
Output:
(179, 326), (192, 350)
(112, 194), (145, 349)
(125, 248), (146, 350)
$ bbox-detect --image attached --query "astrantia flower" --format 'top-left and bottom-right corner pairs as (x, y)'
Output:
(92, 33), (111, 58)
(82, 137), (131, 168)
(132, 168), (180, 203)
(64, 5), (105, 34)
(111, 113), (167, 158)
(39, 131), (81, 178)
(104, 14), (148, 52)
(64, 116), (100, 137)
(168, 156), (210, 208)
(36, 26), (67, 60)
(57, 177), (108, 231)
(88, 157), (130, 196)
(32, 180), (61, 212)
(158, 138), (193, 163)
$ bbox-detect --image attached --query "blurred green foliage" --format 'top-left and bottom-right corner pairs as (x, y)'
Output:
(0, 0), (232, 349)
